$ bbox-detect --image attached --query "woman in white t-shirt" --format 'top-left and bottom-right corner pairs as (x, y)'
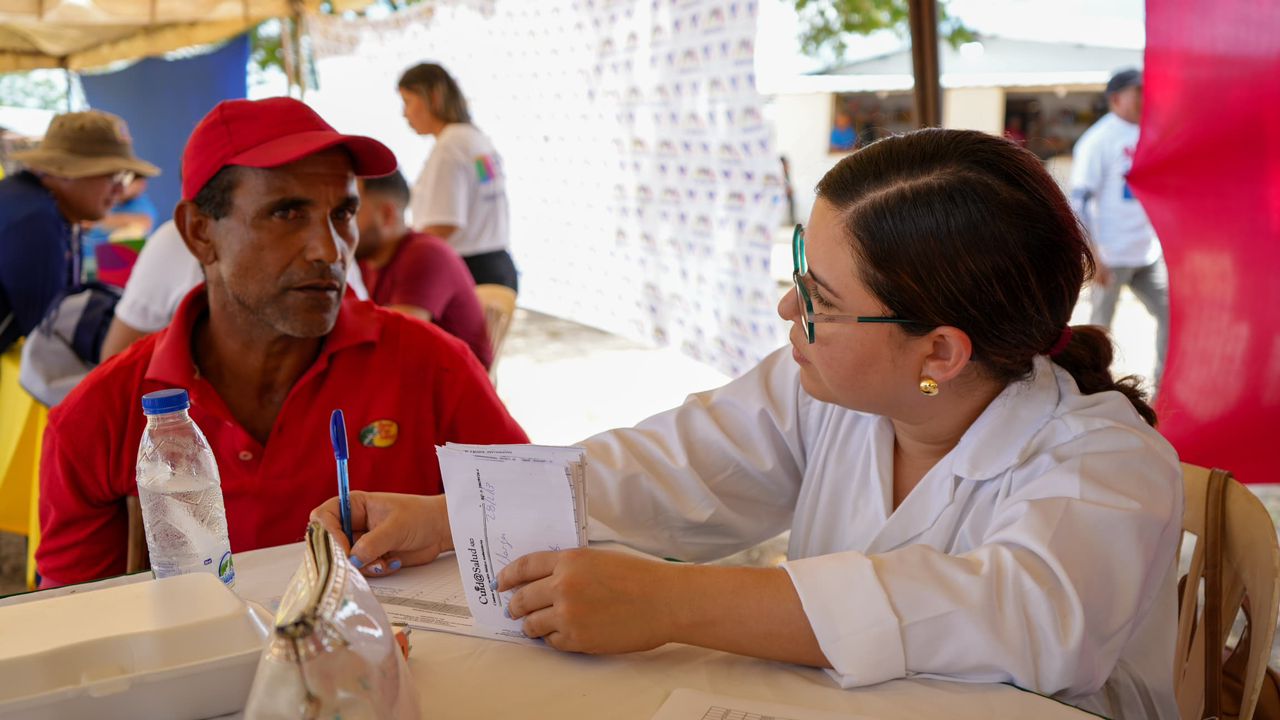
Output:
(314, 129), (1181, 718)
(398, 63), (517, 291)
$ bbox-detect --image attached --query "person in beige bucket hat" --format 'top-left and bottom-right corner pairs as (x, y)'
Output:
(13, 110), (159, 180)
(0, 109), (158, 352)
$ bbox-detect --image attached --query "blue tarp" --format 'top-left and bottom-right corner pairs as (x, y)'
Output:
(81, 35), (250, 222)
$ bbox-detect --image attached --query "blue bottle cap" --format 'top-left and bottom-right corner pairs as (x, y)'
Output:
(141, 388), (190, 415)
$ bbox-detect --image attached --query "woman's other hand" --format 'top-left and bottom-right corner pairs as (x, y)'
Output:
(498, 548), (680, 654)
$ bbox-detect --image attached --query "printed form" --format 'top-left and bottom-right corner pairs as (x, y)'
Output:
(434, 443), (587, 641)
(368, 552), (536, 645)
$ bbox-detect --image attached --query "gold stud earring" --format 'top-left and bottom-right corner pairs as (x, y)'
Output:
(919, 377), (939, 396)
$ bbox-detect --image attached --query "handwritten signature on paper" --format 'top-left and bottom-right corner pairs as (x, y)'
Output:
(496, 532), (514, 567)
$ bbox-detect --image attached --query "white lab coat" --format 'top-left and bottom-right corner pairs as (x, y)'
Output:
(582, 349), (1181, 719)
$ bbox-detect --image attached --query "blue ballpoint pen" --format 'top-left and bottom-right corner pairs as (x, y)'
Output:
(330, 409), (352, 546)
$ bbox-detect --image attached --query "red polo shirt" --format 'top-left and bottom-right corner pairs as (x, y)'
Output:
(359, 231), (493, 369)
(38, 287), (529, 587)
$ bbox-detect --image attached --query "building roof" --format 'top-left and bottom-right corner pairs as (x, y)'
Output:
(779, 36), (1142, 94)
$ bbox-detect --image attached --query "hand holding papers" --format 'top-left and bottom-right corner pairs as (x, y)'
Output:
(436, 443), (587, 640)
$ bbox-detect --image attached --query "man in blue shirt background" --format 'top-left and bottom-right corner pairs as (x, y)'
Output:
(0, 110), (158, 352)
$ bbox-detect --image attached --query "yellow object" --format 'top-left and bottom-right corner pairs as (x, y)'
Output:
(1175, 463), (1280, 720)
(918, 377), (939, 396)
(0, 343), (48, 589)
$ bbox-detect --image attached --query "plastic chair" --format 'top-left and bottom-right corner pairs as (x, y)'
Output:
(1175, 463), (1280, 720)
(0, 344), (48, 589)
(474, 284), (517, 382)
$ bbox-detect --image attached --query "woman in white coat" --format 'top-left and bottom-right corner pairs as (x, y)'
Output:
(398, 63), (518, 291)
(313, 129), (1181, 719)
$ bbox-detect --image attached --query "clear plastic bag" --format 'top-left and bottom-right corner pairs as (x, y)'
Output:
(244, 521), (420, 720)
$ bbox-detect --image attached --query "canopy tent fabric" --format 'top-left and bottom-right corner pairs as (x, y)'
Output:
(1128, 0), (1280, 483)
(0, 0), (368, 71)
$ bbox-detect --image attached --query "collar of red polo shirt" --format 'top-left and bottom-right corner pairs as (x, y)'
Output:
(181, 97), (398, 201)
(144, 284), (381, 388)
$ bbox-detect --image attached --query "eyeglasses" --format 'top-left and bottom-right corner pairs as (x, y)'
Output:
(109, 170), (136, 187)
(791, 224), (919, 344)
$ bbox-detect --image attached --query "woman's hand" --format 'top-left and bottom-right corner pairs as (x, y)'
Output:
(498, 548), (682, 654)
(310, 491), (452, 577)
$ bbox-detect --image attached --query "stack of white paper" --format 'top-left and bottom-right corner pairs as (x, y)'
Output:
(435, 443), (587, 640)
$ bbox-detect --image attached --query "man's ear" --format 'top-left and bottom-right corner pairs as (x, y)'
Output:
(173, 201), (218, 266)
(378, 198), (401, 227)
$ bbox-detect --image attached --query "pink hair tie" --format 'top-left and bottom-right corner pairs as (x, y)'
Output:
(1047, 326), (1074, 357)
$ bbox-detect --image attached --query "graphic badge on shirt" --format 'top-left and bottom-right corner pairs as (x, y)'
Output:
(474, 155), (499, 184)
(359, 420), (399, 448)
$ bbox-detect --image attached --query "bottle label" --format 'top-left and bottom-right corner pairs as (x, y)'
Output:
(150, 542), (235, 588)
(218, 551), (236, 586)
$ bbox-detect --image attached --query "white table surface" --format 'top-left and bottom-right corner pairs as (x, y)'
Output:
(5, 543), (1098, 720)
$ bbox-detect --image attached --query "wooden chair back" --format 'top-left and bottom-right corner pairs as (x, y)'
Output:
(125, 495), (150, 574)
(1176, 463), (1280, 720)
(474, 283), (517, 381)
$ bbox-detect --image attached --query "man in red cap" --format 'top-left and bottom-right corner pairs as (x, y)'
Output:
(37, 98), (529, 587)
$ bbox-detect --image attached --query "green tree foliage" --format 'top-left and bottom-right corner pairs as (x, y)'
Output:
(792, 0), (974, 66)
(0, 70), (72, 111)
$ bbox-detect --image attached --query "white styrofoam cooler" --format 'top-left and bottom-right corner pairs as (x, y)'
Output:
(0, 572), (272, 719)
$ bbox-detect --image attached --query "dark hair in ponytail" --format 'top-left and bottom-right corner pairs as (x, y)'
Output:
(815, 128), (1156, 426)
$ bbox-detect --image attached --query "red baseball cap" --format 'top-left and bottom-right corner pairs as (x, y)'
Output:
(181, 97), (397, 201)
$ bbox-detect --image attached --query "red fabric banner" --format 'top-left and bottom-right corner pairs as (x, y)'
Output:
(1128, 0), (1280, 483)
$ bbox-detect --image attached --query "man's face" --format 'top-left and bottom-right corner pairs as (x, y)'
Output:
(204, 149), (359, 339)
(1109, 85), (1143, 124)
(354, 179), (384, 261)
(45, 172), (126, 222)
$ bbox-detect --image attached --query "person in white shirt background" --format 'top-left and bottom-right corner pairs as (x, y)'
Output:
(398, 62), (518, 292)
(1070, 68), (1169, 388)
(98, 218), (369, 360)
(314, 129), (1181, 719)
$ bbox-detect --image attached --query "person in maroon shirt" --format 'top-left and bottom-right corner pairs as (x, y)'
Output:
(37, 98), (529, 587)
(355, 170), (492, 368)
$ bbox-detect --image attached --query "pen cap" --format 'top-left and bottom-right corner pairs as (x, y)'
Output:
(330, 409), (349, 460)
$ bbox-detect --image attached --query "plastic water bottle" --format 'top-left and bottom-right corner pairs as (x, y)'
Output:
(136, 388), (235, 587)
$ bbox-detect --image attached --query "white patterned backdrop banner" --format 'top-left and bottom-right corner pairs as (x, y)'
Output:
(309, 0), (785, 377)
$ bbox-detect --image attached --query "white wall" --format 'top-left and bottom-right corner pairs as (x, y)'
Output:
(770, 87), (1011, 227)
(766, 92), (842, 228)
(0, 106), (54, 138)
(942, 86), (1006, 134)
